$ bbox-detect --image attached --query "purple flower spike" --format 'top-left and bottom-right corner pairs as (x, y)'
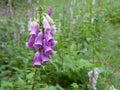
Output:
(43, 18), (51, 30)
(48, 7), (53, 17)
(30, 22), (39, 36)
(40, 50), (51, 64)
(26, 35), (37, 50)
(34, 51), (42, 67)
(8, 6), (13, 18)
(34, 32), (43, 49)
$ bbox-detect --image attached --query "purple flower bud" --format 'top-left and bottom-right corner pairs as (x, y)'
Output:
(8, 6), (13, 18)
(43, 18), (51, 30)
(30, 22), (39, 36)
(48, 7), (53, 17)
(46, 15), (54, 25)
(34, 32), (43, 49)
(34, 51), (42, 67)
(20, 25), (25, 34)
(26, 35), (37, 50)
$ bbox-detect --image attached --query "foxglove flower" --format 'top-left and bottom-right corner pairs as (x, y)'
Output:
(34, 51), (42, 66)
(88, 68), (100, 90)
(40, 50), (51, 64)
(34, 32), (43, 49)
(26, 35), (37, 50)
(14, 32), (20, 41)
(20, 25), (25, 34)
(8, 6), (13, 18)
(30, 22), (39, 35)
(48, 7), (53, 17)
(26, 12), (57, 67)
(43, 41), (56, 56)
(50, 25), (56, 36)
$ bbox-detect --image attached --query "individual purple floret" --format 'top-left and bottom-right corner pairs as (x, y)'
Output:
(34, 51), (42, 66)
(34, 32), (43, 49)
(40, 50), (51, 64)
(48, 7), (53, 17)
(30, 22), (39, 36)
(26, 35), (37, 50)
(8, 6), (13, 18)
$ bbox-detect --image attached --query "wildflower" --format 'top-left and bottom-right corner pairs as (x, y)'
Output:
(30, 22), (39, 35)
(8, 6), (13, 18)
(48, 7), (53, 17)
(20, 25), (25, 34)
(26, 12), (57, 67)
(34, 32), (43, 49)
(26, 35), (37, 50)
(14, 32), (20, 42)
(34, 51), (42, 66)
(88, 68), (100, 90)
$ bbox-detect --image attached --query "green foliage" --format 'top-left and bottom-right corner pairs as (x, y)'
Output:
(0, 0), (120, 90)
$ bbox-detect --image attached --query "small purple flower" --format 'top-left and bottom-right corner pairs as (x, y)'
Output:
(40, 50), (51, 64)
(34, 51), (42, 67)
(30, 22), (39, 36)
(26, 35), (37, 50)
(20, 25), (25, 34)
(44, 31), (53, 44)
(43, 41), (56, 56)
(34, 32), (43, 49)
(8, 6), (13, 18)
(48, 7), (53, 17)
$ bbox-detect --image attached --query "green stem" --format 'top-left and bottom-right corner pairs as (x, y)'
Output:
(32, 67), (37, 90)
